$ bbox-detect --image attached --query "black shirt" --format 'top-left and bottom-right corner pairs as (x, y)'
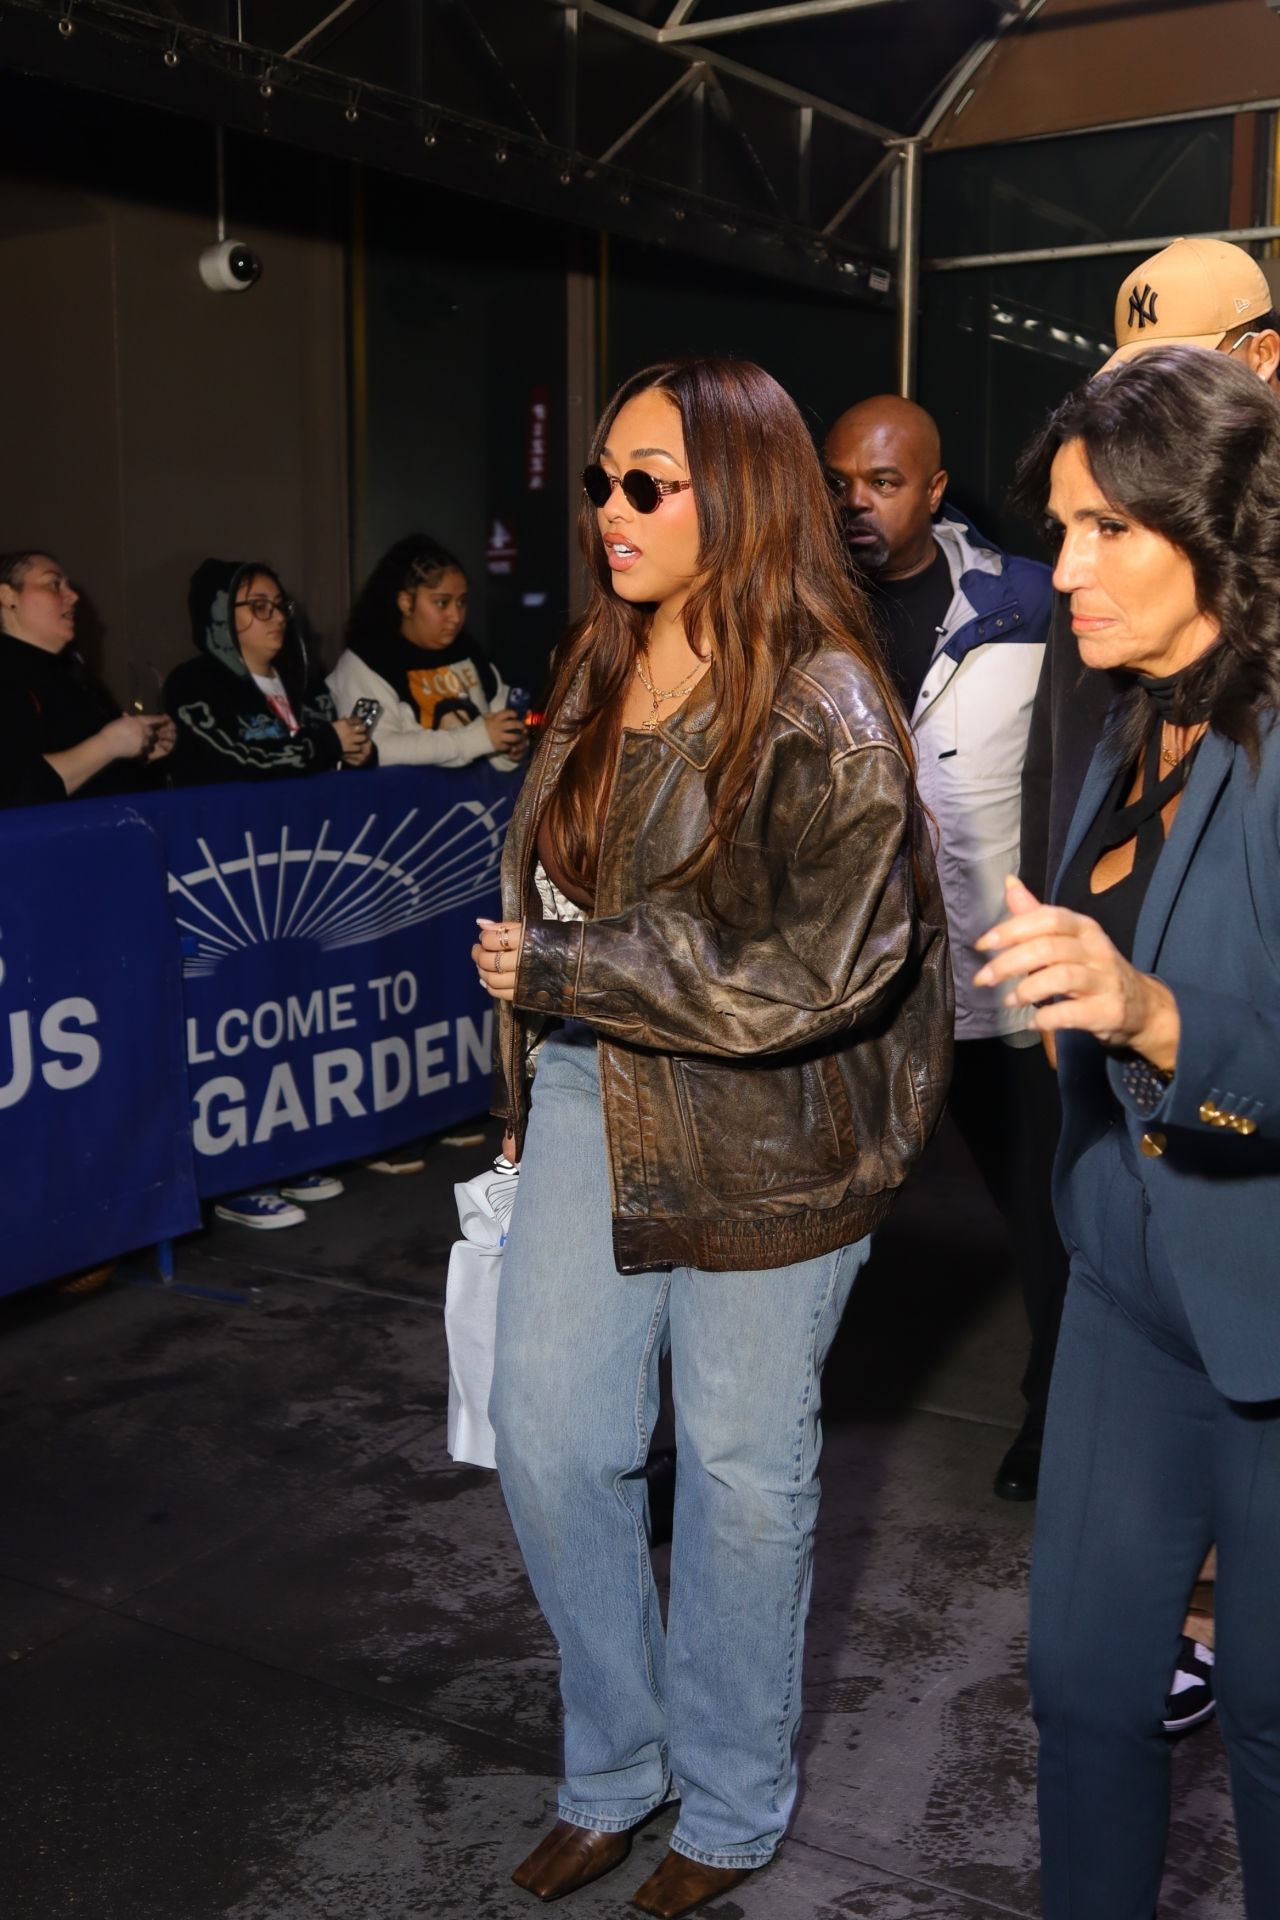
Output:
(0, 634), (120, 808)
(1019, 593), (1118, 898)
(1057, 709), (1201, 961)
(866, 540), (954, 714)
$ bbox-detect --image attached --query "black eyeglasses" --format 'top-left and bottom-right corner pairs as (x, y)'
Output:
(236, 595), (293, 623)
(583, 463), (692, 515)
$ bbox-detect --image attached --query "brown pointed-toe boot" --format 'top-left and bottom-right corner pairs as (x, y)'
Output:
(511, 1818), (633, 1901)
(630, 1848), (754, 1917)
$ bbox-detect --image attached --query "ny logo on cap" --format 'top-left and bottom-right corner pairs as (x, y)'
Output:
(1128, 283), (1159, 330)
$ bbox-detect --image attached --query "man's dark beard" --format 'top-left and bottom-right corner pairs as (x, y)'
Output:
(841, 520), (890, 577)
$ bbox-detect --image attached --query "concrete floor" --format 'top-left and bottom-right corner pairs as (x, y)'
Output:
(0, 1120), (1242, 1920)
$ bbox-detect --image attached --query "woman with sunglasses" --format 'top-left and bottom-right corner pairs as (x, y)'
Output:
(165, 558), (373, 785)
(472, 358), (952, 1917)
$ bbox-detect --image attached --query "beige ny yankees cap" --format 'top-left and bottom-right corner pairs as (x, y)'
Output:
(1102, 236), (1273, 372)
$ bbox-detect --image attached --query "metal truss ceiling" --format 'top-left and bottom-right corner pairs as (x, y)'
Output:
(0, 0), (1011, 299)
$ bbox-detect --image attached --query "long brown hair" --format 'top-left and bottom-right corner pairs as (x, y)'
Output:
(539, 356), (911, 900)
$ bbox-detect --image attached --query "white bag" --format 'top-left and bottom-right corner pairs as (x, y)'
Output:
(444, 1161), (519, 1469)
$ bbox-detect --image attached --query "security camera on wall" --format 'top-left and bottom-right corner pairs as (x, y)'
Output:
(198, 239), (262, 293)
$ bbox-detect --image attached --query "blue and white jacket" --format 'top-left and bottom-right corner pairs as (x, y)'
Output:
(911, 509), (1052, 1039)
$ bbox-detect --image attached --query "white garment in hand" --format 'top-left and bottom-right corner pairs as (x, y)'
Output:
(444, 1161), (520, 1469)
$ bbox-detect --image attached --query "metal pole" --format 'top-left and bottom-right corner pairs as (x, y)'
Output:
(821, 146), (891, 237)
(282, 0), (363, 63)
(919, 0), (1047, 143)
(661, 0), (910, 40)
(598, 66), (703, 164)
(215, 125), (226, 243)
(896, 140), (922, 398)
(349, 167), (369, 587)
(956, 90), (1280, 153)
(930, 220), (1280, 273)
(566, 233), (600, 619)
(562, 5), (578, 153)
(553, 2), (902, 144)
(796, 104), (813, 226)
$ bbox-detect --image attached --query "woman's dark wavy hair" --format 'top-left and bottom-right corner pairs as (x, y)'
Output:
(0, 549), (57, 591)
(1015, 344), (1280, 767)
(538, 355), (909, 902)
(345, 534), (465, 659)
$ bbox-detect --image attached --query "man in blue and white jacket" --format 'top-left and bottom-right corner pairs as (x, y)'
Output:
(826, 395), (1059, 1500)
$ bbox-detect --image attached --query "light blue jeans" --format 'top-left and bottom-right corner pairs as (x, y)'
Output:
(489, 1026), (868, 1868)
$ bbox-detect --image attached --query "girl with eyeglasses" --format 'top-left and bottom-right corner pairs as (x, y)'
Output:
(164, 559), (373, 1234)
(470, 357), (953, 1917)
(164, 558), (373, 786)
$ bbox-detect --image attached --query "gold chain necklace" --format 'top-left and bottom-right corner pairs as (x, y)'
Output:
(634, 649), (705, 732)
(1159, 721), (1207, 769)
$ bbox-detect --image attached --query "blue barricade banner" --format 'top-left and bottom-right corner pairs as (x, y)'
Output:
(0, 762), (515, 1294)
(146, 764), (514, 1197)
(0, 803), (200, 1295)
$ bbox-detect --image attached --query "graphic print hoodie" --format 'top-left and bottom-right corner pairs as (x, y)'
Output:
(327, 627), (513, 770)
(164, 559), (346, 785)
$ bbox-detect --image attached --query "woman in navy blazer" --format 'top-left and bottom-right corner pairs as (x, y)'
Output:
(975, 348), (1280, 1918)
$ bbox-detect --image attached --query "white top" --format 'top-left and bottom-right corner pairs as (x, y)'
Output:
(326, 648), (518, 770)
(534, 861), (586, 925)
(527, 864), (587, 1079)
(251, 672), (299, 734)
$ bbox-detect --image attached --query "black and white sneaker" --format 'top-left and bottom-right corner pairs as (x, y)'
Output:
(1162, 1637), (1215, 1733)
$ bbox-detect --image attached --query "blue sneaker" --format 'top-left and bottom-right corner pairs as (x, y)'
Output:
(278, 1173), (344, 1202)
(214, 1192), (306, 1230)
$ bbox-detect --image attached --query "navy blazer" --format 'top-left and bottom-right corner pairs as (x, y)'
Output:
(1052, 717), (1280, 1403)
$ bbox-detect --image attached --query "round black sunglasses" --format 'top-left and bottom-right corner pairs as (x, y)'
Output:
(583, 463), (692, 515)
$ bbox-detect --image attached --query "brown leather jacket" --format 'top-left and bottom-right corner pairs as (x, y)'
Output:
(494, 647), (953, 1273)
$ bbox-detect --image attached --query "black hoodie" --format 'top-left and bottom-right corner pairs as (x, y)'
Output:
(164, 559), (346, 785)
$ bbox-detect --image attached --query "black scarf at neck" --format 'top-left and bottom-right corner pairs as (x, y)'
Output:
(1136, 666), (1214, 726)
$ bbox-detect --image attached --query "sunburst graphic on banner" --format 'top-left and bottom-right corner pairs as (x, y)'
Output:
(167, 797), (510, 977)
